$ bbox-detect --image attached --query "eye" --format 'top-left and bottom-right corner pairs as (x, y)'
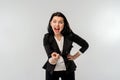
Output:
(52, 20), (56, 23)
(59, 21), (64, 24)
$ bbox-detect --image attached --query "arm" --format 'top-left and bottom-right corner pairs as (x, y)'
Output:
(71, 32), (89, 53)
(67, 51), (81, 60)
(67, 32), (89, 60)
(43, 33), (53, 58)
(43, 34), (60, 64)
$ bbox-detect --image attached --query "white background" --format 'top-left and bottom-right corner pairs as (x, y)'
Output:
(0, 0), (120, 80)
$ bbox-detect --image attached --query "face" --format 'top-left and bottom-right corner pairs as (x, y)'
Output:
(50, 16), (64, 35)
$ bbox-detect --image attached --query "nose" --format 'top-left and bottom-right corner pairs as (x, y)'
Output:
(56, 22), (59, 25)
(55, 22), (59, 27)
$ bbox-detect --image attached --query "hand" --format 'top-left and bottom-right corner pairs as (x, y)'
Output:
(51, 52), (60, 60)
(67, 52), (81, 60)
(67, 54), (75, 60)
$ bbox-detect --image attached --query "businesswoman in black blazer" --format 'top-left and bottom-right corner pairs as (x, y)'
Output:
(43, 12), (89, 80)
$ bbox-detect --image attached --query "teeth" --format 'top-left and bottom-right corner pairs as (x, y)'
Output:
(55, 28), (59, 30)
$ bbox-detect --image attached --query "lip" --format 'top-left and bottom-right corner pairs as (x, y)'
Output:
(54, 28), (60, 31)
(54, 27), (60, 30)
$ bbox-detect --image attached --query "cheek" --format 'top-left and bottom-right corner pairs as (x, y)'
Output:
(50, 23), (54, 29)
(50, 22), (53, 27)
(60, 26), (64, 31)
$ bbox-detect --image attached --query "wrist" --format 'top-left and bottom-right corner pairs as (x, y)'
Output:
(73, 52), (81, 60)
(78, 51), (82, 55)
(73, 55), (76, 60)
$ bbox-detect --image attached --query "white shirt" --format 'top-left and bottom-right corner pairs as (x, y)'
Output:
(54, 36), (66, 71)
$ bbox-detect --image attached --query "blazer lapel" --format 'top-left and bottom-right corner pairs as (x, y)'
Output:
(51, 36), (61, 54)
(62, 37), (69, 54)
(62, 36), (73, 55)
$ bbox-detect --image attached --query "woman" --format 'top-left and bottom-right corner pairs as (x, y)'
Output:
(43, 12), (89, 80)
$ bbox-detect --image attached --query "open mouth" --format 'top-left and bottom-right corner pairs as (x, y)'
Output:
(54, 28), (60, 31)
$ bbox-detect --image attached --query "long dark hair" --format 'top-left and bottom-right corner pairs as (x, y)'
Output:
(48, 12), (73, 36)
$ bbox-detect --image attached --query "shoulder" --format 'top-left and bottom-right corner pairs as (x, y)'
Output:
(44, 33), (52, 38)
(43, 33), (54, 42)
(65, 32), (78, 39)
(44, 33), (50, 37)
(66, 32), (86, 42)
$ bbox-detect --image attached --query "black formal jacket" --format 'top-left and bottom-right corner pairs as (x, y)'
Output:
(43, 32), (89, 74)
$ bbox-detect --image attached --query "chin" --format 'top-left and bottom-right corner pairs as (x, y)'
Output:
(54, 33), (60, 35)
(54, 32), (61, 35)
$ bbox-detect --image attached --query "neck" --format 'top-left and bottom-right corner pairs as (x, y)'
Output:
(55, 34), (62, 37)
(54, 34), (62, 41)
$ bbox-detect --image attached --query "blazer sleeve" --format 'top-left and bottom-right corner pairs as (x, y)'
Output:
(70, 32), (89, 53)
(43, 33), (53, 58)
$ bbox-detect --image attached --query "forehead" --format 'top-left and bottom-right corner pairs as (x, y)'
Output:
(52, 16), (64, 21)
